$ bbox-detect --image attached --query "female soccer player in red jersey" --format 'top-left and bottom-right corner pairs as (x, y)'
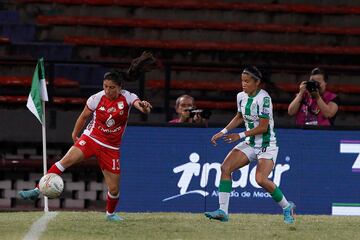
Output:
(20, 53), (155, 222)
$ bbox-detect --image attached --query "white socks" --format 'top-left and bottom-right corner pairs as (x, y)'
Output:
(279, 196), (290, 209)
(219, 192), (230, 214)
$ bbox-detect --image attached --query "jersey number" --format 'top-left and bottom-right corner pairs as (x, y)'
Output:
(112, 159), (120, 171)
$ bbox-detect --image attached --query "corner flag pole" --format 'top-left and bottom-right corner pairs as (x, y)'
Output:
(26, 58), (49, 212)
(42, 100), (49, 213)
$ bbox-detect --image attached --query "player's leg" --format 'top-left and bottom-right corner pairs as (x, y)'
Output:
(256, 147), (295, 224)
(19, 136), (89, 200)
(102, 169), (122, 221)
(205, 144), (251, 222)
(99, 147), (122, 221)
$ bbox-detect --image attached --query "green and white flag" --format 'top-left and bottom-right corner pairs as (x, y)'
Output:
(26, 58), (48, 124)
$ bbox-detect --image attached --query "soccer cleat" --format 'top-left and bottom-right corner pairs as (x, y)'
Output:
(204, 209), (229, 222)
(283, 201), (296, 224)
(106, 213), (124, 222)
(18, 188), (40, 200)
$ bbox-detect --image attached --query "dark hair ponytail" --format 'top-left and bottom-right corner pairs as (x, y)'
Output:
(103, 51), (157, 87)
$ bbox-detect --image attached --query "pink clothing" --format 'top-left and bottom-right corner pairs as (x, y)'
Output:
(169, 118), (181, 123)
(295, 91), (337, 126)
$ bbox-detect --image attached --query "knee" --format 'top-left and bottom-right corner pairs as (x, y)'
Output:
(108, 187), (119, 197)
(255, 173), (266, 187)
(221, 164), (231, 175)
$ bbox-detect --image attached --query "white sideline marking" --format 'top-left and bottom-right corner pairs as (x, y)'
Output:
(23, 212), (58, 240)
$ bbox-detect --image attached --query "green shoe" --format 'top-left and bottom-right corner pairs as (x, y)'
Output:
(204, 209), (229, 222)
(18, 188), (40, 200)
(283, 201), (296, 224)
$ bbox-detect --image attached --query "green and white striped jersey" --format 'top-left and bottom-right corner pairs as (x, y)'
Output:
(237, 89), (277, 148)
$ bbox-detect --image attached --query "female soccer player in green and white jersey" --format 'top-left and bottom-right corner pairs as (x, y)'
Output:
(204, 66), (295, 224)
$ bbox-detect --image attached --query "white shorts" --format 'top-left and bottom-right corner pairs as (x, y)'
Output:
(234, 141), (278, 163)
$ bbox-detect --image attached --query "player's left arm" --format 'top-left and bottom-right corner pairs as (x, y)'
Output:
(133, 99), (152, 114)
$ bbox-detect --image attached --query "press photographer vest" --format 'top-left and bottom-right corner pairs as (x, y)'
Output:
(295, 91), (337, 126)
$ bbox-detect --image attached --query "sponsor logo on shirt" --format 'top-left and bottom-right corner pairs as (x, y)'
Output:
(98, 125), (122, 133)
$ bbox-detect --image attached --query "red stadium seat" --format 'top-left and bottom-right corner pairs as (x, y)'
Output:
(64, 36), (360, 55)
(0, 37), (10, 44)
(0, 95), (28, 103)
(277, 83), (360, 94)
(0, 76), (79, 88)
(19, 1), (360, 15)
(53, 78), (80, 88)
(52, 97), (86, 105)
(0, 76), (32, 86)
(147, 79), (241, 91)
(147, 80), (360, 94)
(38, 15), (360, 36)
(194, 100), (360, 112)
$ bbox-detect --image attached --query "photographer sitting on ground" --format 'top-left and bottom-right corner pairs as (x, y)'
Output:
(288, 67), (339, 126)
(169, 94), (210, 124)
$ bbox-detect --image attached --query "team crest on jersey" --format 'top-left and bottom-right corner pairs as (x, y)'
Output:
(118, 101), (124, 110)
(107, 107), (116, 113)
(79, 140), (86, 146)
(251, 103), (257, 112)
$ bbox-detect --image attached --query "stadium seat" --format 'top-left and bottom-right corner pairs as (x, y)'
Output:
(0, 76), (79, 88)
(52, 97), (86, 105)
(0, 36), (10, 44)
(0, 95), (27, 103)
(64, 36), (360, 55)
(18, 1), (360, 15)
(53, 78), (80, 88)
(147, 79), (360, 94)
(195, 100), (360, 112)
(37, 15), (360, 36)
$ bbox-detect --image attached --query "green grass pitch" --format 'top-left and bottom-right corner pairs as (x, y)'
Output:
(1, 211), (360, 240)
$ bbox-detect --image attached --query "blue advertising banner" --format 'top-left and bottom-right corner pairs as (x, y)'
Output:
(118, 127), (360, 215)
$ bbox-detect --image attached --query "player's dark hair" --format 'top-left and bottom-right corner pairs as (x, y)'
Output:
(311, 67), (328, 82)
(242, 66), (263, 82)
(103, 70), (127, 87)
(103, 51), (157, 87)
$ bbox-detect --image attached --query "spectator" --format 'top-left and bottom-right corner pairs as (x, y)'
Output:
(169, 94), (204, 124)
(288, 67), (339, 126)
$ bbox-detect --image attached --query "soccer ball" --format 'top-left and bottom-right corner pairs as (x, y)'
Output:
(38, 173), (64, 199)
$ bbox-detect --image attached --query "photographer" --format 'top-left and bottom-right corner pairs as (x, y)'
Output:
(288, 67), (339, 126)
(169, 94), (210, 124)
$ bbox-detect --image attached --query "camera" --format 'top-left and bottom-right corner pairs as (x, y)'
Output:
(185, 107), (212, 119)
(305, 79), (320, 92)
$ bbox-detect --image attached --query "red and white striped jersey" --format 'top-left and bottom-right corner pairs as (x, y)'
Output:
(83, 90), (139, 150)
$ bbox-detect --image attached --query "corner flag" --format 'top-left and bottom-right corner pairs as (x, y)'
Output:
(26, 58), (50, 212)
(26, 58), (48, 124)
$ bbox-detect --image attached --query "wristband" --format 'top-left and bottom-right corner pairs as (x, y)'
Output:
(220, 128), (228, 134)
(238, 132), (246, 139)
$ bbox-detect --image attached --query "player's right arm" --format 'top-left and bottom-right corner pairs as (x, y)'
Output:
(211, 112), (243, 146)
(71, 106), (93, 143)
